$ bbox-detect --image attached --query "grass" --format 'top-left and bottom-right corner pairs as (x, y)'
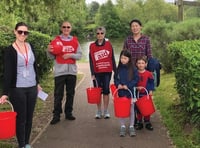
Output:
(153, 72), (200, 148)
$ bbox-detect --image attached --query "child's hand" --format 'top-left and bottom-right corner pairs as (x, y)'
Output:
(149, 91), (153, 96)
(131, 98), (137, 104)
(131, 98), (134, 104)
(118, 84), (123, 89)
(136, 86), (143, 91)
(123, 85), (128, 90)
(0, 95), (8, 104)
(150, 95), (154, 100)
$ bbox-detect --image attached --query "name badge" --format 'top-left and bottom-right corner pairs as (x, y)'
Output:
(23, 69), (29, 77)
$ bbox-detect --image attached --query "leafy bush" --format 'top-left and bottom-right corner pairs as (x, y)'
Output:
(143, 20), (175, 73)
(168, 40), (200, 125)
(27, 31), (53, 78)
(171, 19), (200, 41)
(142, 19), (200, 73)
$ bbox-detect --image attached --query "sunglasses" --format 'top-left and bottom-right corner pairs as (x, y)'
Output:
(17, 30), (29, 35)
(62, 26), (71, 29)
(97, 32), (104, 35)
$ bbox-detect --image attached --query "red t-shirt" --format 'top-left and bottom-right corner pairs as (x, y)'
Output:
(137, 70), (153, 93)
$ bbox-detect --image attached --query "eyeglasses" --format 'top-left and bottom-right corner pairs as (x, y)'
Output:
(62, 26), (71, 29)
(97, 32), (104, 35)
(17, 30), (29, 35)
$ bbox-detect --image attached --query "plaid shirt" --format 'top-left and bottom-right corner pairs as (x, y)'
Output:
(123, 35), (152, 63)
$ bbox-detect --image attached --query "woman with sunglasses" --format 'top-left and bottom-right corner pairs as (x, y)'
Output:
(0, 22), (42, 148)
(47, 21), (82, 125)
(89, 27), (116, 119)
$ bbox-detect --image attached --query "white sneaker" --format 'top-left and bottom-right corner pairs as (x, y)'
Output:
(129, 126), (136, 137)
(95, 111), (102, 119)
(25, 144), (31, 148)
(104, 110), (110, 119)
(120, 126), (126, 137)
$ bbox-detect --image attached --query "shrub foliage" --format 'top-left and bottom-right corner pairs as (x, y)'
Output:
(168, 40), (200, 125)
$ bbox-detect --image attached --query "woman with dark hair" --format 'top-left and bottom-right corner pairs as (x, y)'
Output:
(0, 22), (41, 148)
(123, 19), (152, 65)
(114, 50), (139, 137)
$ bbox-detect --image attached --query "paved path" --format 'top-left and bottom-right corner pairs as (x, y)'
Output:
(32, 63), (173, 148)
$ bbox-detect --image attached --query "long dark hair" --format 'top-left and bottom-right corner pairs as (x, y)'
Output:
(117, 50), (134, 81)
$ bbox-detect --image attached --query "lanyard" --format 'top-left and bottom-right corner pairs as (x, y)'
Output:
(15, 42), (28, 67)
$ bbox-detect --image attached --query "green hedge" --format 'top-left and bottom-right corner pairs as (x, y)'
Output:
(168, 40), (200, 125)
(0, 30), (53, 80)
(143, 19), (200, 73)
(27, 31), (53, 78)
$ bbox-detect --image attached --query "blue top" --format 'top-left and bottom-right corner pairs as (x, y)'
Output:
(114, 64), (139, 98)
(16, 44), (36, 87)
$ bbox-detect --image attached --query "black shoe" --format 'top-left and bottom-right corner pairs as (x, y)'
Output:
(66, 115), (76, 120)
(135, 122), (143, 130)
(50, 117), (60, 125)
(145, 123), (153, 131)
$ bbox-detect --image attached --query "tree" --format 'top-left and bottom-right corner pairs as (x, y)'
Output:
(87, 1), (100, 22)
(184, 3), (200, 20)
(115, 0), (143, 24)
(143, 0), (177, 23)
(0, 0), (87, 37)
(95, 0), (124, 38)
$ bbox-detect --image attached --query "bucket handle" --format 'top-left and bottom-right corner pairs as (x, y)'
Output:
(136, 86), (150, 99)
(0, 100), (14, 112)
(90, 79), (99, 88)
(112, 88), (133, 100)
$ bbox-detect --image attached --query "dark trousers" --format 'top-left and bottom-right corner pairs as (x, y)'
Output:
(9, 86), (37, 147)
(135, 103), (150, 123)
(53, 75), (77, 118)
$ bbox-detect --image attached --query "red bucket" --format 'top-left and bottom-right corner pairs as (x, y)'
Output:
(113, 89), (132, 118)
(0, 101), (17, 139)
(110, 84), (118, 98)
(86, 80), (102, 104)
(136, 87), (155, 116)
